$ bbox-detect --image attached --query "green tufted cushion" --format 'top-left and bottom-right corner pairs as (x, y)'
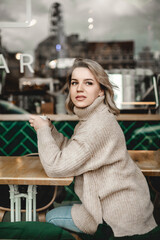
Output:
(0, 221), (75, 239)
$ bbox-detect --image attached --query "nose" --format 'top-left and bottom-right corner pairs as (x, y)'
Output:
(77, 82), (84, 92)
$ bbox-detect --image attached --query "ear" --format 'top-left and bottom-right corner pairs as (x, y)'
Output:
(98, 89), (104, 97)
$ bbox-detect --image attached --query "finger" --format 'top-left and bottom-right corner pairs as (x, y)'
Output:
(29, 115), (36, 120)
(29, 119), (34, 124)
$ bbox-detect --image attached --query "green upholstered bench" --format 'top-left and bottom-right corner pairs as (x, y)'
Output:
(0, 221), (75, 240)
(0, 222), (160, 240)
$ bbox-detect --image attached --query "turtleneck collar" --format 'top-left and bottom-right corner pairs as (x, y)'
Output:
(73, 96), (106, 120)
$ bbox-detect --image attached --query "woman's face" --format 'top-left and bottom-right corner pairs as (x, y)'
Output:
(70, 67), (104, 108)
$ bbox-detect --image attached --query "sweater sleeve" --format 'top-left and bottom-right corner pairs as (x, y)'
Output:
(37, 125), (91, 177)
(51, 125), (69, 149)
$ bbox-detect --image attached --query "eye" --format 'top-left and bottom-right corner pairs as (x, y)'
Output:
(71, 81), (78, 85)
(86, 81), (93, 85)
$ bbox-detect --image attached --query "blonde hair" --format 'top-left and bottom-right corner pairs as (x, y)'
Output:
(65, 58), (120, 116)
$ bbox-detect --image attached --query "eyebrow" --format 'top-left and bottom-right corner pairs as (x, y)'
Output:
(71, 78), (94, 81)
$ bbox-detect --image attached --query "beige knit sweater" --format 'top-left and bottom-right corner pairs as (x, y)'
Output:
(37, 96), (157, 237)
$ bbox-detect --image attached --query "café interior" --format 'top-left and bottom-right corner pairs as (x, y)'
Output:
(0, 0), (160, 239)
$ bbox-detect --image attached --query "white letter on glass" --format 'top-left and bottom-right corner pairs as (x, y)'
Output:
(0, 54), (10, 73)
(20, 54), (34, 73)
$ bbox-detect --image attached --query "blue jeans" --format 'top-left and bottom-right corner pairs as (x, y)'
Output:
(46, 205), (83, 233)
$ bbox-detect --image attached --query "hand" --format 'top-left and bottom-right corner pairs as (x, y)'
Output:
(29, 115), (50, 131)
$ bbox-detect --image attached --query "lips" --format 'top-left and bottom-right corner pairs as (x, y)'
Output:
(75, 95), (86, 100)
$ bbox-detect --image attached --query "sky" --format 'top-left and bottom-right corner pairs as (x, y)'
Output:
(0, 0), (160, 57)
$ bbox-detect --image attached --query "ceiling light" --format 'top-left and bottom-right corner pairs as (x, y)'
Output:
(88, 17), (93, 23)
(88, 24), (94, 30)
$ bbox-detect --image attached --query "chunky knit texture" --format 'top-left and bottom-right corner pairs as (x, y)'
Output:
(37, 96), (157, 237)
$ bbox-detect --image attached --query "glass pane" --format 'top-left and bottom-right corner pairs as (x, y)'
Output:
(0, 0), (159, 114)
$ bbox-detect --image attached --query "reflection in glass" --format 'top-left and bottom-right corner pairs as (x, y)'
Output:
(0, 0), (159, 114)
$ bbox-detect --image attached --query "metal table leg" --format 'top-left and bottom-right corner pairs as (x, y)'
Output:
(33, 185), (37, 221)
(9, 185), (15, 222)
(9, 184), (37, 222)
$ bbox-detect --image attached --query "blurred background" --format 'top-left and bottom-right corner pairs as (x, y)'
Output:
(0, 0), (159, 114)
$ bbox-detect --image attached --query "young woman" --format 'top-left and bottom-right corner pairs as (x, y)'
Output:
(29, 58), (157, 237)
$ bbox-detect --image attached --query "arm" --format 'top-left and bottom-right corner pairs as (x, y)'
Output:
(37, 126), (91, 177)
(29, 115), (69, 149)
(30, 115), (90, 177)
(35, 112), (127, 178)
(37, 113), (124, 178)
(51, 125), (69, 149)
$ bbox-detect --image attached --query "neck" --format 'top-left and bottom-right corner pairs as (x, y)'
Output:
(73, 96), (106, 120)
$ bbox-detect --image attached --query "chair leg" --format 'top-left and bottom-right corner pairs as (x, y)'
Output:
(0, 209), (5, 222)
(38, 210), (46, 222)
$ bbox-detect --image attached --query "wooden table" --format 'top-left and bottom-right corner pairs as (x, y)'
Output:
(128, 150), (160, 224)
(128, 150), (160, 176)
(0, 156), (73, 222)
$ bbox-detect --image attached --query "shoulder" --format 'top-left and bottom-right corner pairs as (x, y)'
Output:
(73, 107), (125, 151)
(77, 106), (117, 138)
(91, 105), (118, 129)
